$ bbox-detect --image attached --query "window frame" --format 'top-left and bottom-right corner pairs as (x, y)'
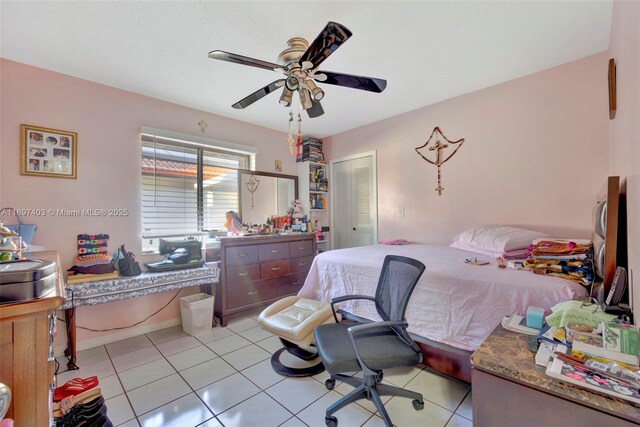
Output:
(141, 131), (254, 250)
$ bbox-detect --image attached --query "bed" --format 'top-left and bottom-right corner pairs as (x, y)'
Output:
(298, 244), (589, 382)
(298, 244), (588, 352)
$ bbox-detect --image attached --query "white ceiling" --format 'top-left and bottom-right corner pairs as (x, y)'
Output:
(1, 1), (612, 138)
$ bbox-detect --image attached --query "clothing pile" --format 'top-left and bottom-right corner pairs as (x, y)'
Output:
(68, 234), (114, 275)
(53, 377), (112, 426)
(524, 238), (594, 286)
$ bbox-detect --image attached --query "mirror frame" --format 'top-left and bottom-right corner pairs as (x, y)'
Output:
(237, 169), (298, 222)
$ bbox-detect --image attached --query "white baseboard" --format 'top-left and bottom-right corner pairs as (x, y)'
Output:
(54, 317), (182, 357)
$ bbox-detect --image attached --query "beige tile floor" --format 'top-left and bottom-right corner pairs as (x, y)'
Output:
(56, 311), (473, 427)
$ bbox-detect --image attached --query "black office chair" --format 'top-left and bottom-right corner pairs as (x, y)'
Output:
(314, 255), (426, 427)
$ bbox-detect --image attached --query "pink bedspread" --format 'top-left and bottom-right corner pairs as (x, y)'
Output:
(298, 244), (588, 351)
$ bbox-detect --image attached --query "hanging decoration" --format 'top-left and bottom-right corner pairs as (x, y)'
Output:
(245, 174), (260, 209)
(295, 112), (302, 159)
(414, 127), (465, 195)
(286, 108), (303, 156)
(287, 109), (295, 154)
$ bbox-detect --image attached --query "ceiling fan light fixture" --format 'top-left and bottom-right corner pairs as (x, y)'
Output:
(285, 76), (299, 91)
(305, 79), (325, 101)
(299, 88), (312, 110)
(279, 87), (293, 107)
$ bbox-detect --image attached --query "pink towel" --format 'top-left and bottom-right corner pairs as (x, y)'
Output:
(378, 239), (411, 245)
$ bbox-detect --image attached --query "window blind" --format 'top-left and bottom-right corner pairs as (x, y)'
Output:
(141, 134), (250, 241)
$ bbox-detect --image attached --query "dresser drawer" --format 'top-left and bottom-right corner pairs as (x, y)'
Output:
(260, 260), (291, 279)
(226, 246), (258, 265)
(226, 279), (277, 309)
(277, 271), (308, 297)
(290, 240), (314, 257)
(226, 264), (260, 286)
(258, 242), (290, 262)
(291, 256), (314, 273)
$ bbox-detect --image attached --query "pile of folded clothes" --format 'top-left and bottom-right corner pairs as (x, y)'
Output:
(524, 238), (594, 286)
(68, 234), (115, 275)
(53, 376), (112, 426)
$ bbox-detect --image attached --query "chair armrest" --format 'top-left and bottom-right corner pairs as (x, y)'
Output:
(330, 295), (376, 323)
(346, 320), (408, 376)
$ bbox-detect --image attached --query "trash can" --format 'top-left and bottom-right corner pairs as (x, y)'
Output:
(180, 293), (214, 336)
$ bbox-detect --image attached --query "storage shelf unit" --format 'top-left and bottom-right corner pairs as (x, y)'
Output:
(297, 160), (330, 252)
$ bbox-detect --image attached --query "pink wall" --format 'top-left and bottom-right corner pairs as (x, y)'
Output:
(325, 53), (610, 245)
(608, 0), (640, 313)
(0, 59), (294, 346)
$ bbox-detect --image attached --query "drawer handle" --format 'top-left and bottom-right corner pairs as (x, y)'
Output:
(298, 262), (306, 266)
(248, 290), (258, 296)
(271, 249), (279, 253)
(238, 253), (248, 257)
(292, 281), (300, 285)
(298, 246), (305, 250)
(271, 267), (281, 271)
(238, 272), (249, 276)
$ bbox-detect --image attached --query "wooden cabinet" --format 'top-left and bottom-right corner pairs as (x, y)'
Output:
(216, 234), (315, 326)
(471, 326), (640, 426)
(0, 251), (65, 427)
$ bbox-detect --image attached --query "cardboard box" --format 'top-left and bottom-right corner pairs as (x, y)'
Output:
(604, 323), (639, 356)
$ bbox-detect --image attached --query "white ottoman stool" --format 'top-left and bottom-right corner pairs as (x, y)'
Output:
(258, 296), (338, 377)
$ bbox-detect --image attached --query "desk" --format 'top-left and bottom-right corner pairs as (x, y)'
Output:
(62, 266), (219, 369)
(471, 325), (640, 426)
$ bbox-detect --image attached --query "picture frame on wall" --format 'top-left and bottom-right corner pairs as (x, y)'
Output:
(20, 124), (77, 179)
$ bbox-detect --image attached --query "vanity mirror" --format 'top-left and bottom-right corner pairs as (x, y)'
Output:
(238, 170), (298, 225)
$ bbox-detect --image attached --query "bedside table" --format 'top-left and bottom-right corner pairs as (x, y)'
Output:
(470, 325), (640, 426)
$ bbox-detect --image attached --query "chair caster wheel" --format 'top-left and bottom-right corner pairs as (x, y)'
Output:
(412, 399), (424, 410)
(325, 416), (338, 426)
(325, 379), (335, 390)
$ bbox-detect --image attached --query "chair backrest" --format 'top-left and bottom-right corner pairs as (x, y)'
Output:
(374, 255), (426, 325)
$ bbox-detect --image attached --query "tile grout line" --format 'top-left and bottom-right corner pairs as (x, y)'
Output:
(104, 344), (140, 427)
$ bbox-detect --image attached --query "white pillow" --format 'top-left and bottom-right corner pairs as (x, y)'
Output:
(451, 225), (550, 254)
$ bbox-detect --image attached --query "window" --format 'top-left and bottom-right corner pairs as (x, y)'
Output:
(141, 132), (252, 252)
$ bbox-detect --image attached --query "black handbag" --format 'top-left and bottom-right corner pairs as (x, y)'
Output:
(117, 245), (142, 276)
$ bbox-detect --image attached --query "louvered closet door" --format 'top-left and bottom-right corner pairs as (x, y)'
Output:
(332, 154), (375, 249)
(351, 156), (375, 247)
(333, 160), (352, 249)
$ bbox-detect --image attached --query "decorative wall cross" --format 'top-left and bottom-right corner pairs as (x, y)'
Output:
(245, 175), (260, 209)
(415, 127), (465, 195)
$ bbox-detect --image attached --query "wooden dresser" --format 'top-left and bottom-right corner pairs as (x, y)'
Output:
(471, 326), (640, 426)
(0, 250), (65, 426)
(216, 234), (315, 326)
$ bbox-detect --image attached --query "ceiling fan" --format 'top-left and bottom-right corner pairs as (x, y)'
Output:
(208, 21), (387, 118)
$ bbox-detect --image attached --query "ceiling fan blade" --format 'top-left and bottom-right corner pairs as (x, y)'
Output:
(306, 99), (325, 118)
(299, 21), (352, 69)
(232, 79), (285, 109)
(208, 50), (282, 72)
(318, 71), (387, 93)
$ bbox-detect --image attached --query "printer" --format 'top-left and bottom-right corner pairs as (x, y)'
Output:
(145, 239), (204, 272)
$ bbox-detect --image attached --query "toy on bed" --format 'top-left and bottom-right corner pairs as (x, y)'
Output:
(224, 211), (243, 236)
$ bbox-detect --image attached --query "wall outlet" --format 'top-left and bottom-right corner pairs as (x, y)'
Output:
(398, 206), (405, 218)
